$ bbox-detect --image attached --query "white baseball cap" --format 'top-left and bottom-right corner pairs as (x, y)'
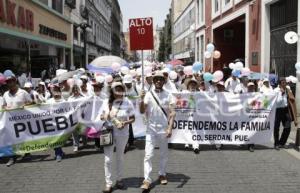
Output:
(24, 82), (33, 88)
(247, 82), (255, 87)
(80, 75), (88, 80)
(123, 74), (133, 84)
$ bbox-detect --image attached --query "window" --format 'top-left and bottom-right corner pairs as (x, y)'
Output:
(212, 0), (221, 19)
(196, 37), (200, 61)
(200, 35), (204, 63)
(197, 0), (205, 26)
(222, 0), (233, 13)
(52, 0), (63, 14)
(73, 26), (78, 41)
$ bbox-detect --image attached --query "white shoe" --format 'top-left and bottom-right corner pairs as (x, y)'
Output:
(73, 146), (78, 152)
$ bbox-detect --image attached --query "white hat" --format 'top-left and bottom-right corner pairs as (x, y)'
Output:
(95, 76), (105, 84)
(38, 82), (46, 86)
(247, 82), (255, 87)
(146, 73), (152, 78)
(123, 74), (133, 84)
(153, 71), (165, 80)
(24, 82), (33, 88)
(80, 75), (88, 80)
(263, 78), (269, 83)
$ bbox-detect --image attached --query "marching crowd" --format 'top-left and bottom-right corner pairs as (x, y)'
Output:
(0, 63), (298, 192)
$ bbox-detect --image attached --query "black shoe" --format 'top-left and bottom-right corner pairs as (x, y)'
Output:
(274, 145), (280, 151)
(193, 148), (200, 154)
(115, 180), (125, 189)
(21, 153), (31, 160)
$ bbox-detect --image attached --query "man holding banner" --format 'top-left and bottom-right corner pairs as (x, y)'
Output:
(139, 71), (176, 190)
(2, 71), (33, 166)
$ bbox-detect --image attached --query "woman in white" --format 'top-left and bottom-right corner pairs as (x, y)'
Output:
(68, 82), (86, 152)
(36, 82), (51, 102)
(101, 82), (135, 193)
(184, 78), (200, 154)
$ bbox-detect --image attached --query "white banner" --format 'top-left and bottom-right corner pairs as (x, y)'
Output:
(170, 92), (277, 145)
(0, 97), (103, 156)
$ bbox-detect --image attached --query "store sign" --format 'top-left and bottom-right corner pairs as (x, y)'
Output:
(39, 24), (67, 41)
(0, 0), (34, 31)
(129, 17), (154, 50)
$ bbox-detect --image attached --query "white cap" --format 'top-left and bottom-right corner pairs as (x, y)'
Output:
(247, 82), (255, 87)
(38, 82), (46, 86)
(24, 82), (33, 88)
(80, 75), (88, 80)
(146, 73), (152, 78)
(123, 74), (133, 84)
(96, 76), (105, 84)
(263, 78), (269, 83)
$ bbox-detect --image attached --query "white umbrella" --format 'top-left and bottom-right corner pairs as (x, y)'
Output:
(89, 55), (127, 68)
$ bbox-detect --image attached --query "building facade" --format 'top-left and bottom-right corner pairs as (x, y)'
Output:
(86, 0), (111, 63)
(0, 0), (72, 78)
(173, 1), (195, 65)
(110, 0), (122, 56)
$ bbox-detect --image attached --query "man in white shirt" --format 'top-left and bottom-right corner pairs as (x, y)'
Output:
(23, 82), (40, 104)
(225, 73), (240, 93)
(273, 78), (297, 150)
(234, 77), (249, 94)
(2, 71), (32, 167)
(260, 78), (273, 94)
(139, 71), (176, 190)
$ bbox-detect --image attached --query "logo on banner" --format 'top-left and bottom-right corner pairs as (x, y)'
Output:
(246, 96), (271, 111)
(175, 94), (196, 112)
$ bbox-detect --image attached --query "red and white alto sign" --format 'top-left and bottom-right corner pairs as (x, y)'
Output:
(129, 17), (154, 50)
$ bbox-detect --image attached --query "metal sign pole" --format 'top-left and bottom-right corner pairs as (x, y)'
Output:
(141, 50), (145, 90)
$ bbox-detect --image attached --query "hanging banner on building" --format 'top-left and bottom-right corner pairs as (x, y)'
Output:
(170, 92), (277, 145)
(129, 17), (154, 50)
(0, 97), (104, 157)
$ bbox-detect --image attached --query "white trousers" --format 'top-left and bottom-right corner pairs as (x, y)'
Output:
(104, 135), (128, 186)
(144, 133), (168, 183)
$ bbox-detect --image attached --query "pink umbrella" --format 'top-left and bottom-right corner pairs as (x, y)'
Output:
(167, 59), (184, 66)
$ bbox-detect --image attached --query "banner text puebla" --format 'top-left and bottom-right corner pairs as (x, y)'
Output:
(0, 97), (103, 157)
(170, 92), (277, 145)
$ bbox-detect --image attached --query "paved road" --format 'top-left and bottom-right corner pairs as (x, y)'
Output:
(1, 130), (300, 193)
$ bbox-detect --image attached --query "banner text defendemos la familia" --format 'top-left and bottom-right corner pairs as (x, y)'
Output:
(170, 92), (277, 145)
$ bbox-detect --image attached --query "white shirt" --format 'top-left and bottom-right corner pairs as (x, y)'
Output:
(125, 86), (139, 98)
(274, 87), (288, 108)
(260, 85), (273, 94)
(234, 84), (248, 94)
(164, 80), (178, 93)
(102, 98), (135, 137)
(0, 96), (3, 110)
(46, 97), (65, 104)
(144, 89), (175, 134)
(2, 88), (32, 109)
(225, 77), (240, 93)
(28, 90), (40, 104)
(37, 91), (51, 103)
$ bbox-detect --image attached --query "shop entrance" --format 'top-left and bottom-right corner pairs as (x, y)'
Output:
(213, 15), (246, 71)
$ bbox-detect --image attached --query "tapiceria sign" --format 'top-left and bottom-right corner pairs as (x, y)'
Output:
(129, 17), (154, 50)
(0, 0), (34, 31)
